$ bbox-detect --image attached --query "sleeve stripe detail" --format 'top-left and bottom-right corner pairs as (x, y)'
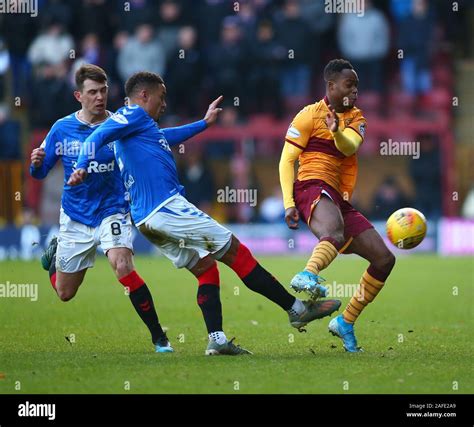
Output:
(285, 138), (305, 150)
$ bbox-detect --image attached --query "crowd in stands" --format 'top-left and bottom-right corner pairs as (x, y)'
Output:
(0, 0), (468, 223)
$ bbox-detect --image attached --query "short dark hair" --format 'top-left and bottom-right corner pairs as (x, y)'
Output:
(75, 64), (107, 91)
(125, 72), (164, 97)
(324, 59), (354, 81)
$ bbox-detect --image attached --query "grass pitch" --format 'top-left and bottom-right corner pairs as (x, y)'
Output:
(0, 255), (472, 394)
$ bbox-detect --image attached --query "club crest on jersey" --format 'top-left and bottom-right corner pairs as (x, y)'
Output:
(106, 142), (114, 151)
(287, 126), (301, 139)
(359, 123), (366, 137)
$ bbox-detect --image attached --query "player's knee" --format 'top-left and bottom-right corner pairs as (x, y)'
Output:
(56, 287), (75, 302)
(322, 230), (345, 248)
(115, 260), (133, 278)
(376, 250), (396, 273)
(112, 255), (133, 278)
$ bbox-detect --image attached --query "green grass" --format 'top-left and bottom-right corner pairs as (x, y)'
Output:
(0, 255), (472, 394)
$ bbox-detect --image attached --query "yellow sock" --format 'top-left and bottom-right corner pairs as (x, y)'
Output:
(343, 270), (385, 324)
(305, 240), (339, 275)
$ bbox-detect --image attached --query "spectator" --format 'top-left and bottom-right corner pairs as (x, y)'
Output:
(1, 1), (37, 99)
(27, 20), (74, 67)
(248, 20), (286, 116)
(179, 149), (215, 214)
(235, 0), (259, 43)
(0, 104), (21, 160)
(274, 0), (312, 99)
(299, 0), (336, 69)
(116, 0), (159, 34)
(338, 0), (390, 93)
(398, 0), (435, 95)
(29, 63), (77, 128)
(207, 17), (249, 109)
(117, 23), (166, 84)
(409, 134), (442, 218)
(165, 26), (203, 117)
(72, 0), (116, 45)
(371, 176), (411, 220)
(205, 104), (239, 158)
(157, 0), (188, 60)
(196, 0), (234, 46)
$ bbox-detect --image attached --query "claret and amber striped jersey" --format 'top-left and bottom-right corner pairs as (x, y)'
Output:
(282, 96), (366, 207)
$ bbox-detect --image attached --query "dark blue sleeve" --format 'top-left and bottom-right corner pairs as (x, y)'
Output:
(162, 120), (207, 147)
(29, 126), (60, 180)
(76, 107), (141, 170)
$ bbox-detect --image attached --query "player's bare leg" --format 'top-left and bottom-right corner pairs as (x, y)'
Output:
(218, 235), (341, 331)
(188, 255), (252, 355)
(290, 195), (345, 299)
(55, 270), (87, 301)
(328, 229), (395, 352)
(107, 248), (172, 353)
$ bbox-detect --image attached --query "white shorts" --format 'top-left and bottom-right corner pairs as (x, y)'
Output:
(138, 195), (232, 269)
(56, 209), (133, 273)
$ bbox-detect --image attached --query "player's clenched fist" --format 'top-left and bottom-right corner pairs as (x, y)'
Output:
(285, 207), (300, 229)
(31, 147), (46, 168)
(67, 168), (88, 186)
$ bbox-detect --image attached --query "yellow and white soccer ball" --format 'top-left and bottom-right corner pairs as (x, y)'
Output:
(386, 208), (427, 249)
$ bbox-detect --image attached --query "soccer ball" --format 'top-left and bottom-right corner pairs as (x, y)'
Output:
(386, 208), (427, 249)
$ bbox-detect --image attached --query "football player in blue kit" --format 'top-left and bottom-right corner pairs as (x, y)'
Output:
(30, 64), (173, 353)
(69, 71), (341, 355)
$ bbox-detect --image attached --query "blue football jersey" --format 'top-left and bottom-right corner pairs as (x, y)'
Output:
(76, 105), (207, 225)
(29, 112), (129, 227)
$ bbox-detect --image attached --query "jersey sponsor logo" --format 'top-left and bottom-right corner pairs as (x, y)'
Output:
(111, 113), (128, 124)
(72, 160), (115, 173)
(287, 126), (301, 139)
(87, 160), (115, 173)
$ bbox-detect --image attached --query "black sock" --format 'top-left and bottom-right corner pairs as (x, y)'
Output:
(241, 263), (295, 311)
(197, 284), (223, 333)
(129, 284), (165, 344)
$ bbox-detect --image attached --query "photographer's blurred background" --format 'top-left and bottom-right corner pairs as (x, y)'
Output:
(0, 0), (473, 257)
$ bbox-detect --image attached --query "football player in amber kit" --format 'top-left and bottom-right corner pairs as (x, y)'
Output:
(279, 59), (396, 352)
